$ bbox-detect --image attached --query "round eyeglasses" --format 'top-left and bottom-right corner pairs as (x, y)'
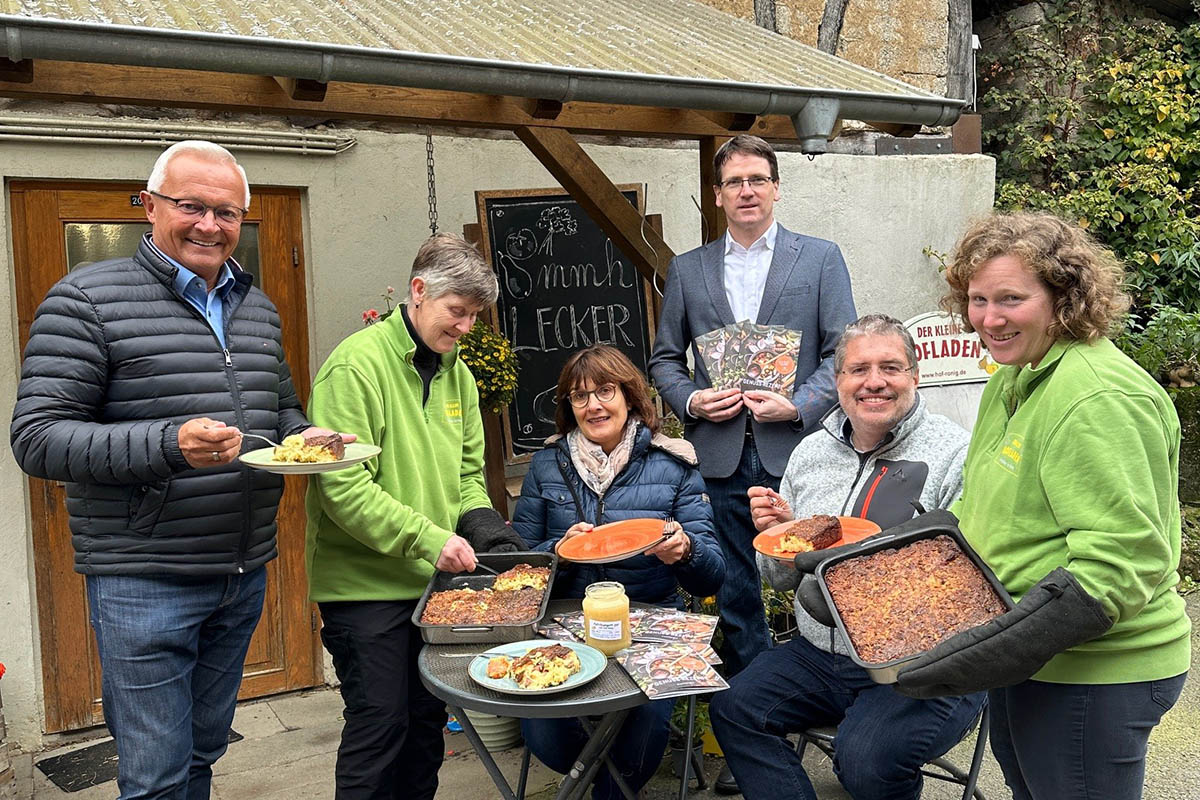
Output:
(567, 384), (618, 407)
(149, 191), (247, 227)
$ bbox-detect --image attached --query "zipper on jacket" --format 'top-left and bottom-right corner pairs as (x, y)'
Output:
(223, 348), (232, 367)
(840, 453), (871, 516)
(859, 466), (888, 519)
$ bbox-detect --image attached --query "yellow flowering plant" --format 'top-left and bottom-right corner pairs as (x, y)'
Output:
(456, 320), (519, 414)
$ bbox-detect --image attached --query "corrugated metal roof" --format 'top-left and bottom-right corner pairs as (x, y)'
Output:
(2, 0), (940, 100)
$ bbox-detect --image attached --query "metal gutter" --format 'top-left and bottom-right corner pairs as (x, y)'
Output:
(0, 14), (964, 153)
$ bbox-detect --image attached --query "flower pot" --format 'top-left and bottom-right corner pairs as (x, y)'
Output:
(460, 708), (523, 752)
(670, 740), (704, 783)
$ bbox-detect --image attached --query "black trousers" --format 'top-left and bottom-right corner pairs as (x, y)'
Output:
(319, 599), (448, 800)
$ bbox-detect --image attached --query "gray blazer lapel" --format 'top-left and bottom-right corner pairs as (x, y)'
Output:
(701, 237), (736, 325)
(756, 228), (803, 323)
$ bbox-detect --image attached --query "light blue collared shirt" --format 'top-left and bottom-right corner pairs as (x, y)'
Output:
(147, 236), (238, 348)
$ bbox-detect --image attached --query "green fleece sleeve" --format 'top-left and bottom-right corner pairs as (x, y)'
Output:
(457, 374), (493, 519)
(309, 362), (453, 565)
(1040, 390), (1179, 623)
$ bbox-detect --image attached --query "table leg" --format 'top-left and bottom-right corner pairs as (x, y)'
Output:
(449, 705), (519, 800)
(557, 709), (631, 800)
(579, 717), (639, 800)
(517, 746), (532, 799)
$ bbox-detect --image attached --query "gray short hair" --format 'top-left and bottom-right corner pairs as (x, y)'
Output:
(409, 233), (499, 307)
(834, 314), (919, 374)
(147, 141), (250, 208)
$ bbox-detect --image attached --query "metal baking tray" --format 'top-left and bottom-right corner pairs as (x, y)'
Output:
(411, 551), (557, 644)
(814, 517), (1014, 684)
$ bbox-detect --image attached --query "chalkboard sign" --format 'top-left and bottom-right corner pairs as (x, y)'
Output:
(475, 187), (655, 461)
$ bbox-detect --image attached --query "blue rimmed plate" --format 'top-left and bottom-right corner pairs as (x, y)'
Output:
(467, 639), (607, 695)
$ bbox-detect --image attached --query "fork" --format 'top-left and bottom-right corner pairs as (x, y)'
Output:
(240, 432), (282, 448)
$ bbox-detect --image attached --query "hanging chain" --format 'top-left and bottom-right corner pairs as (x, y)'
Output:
(426, 134), (439, 235)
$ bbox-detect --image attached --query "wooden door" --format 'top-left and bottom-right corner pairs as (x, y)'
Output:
(10, 181), (323, 733)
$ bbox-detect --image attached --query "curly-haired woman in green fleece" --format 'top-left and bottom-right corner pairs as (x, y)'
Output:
(897, 212), (1190, 800)
(305, 233), (523, 800)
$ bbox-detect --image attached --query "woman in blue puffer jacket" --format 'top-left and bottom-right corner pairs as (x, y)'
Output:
(513, 344), (724, 800)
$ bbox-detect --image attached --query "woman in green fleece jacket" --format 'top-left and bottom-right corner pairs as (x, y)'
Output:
(899, 212), (1189, 800)
(304, 233), (523, 800)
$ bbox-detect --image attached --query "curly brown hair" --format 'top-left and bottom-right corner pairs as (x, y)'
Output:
(942, 212), (1130, 342)
(554, 345), (660, 436)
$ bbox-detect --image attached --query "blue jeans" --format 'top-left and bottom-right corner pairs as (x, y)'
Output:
(86, 568), (266, 800)
(710, 636), (985, 800)
(521, 698), (674, 800)
(706, 435), (776, 676)
(988, 674), (1186, 800)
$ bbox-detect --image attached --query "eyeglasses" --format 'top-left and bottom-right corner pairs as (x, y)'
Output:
(717, 176), (775, 191)
(567, 384), (618, 408)
(839, 362), (915, 379)
(148, 191), (248, 226)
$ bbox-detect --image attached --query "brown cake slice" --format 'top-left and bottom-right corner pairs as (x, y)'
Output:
(304, 432), (345, 460)
(777, 514), (842, 553)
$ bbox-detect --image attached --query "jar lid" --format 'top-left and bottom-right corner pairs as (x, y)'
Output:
(585, 580), (626, 597)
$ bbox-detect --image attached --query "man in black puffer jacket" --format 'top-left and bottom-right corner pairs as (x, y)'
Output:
(11, 141), (343, 800)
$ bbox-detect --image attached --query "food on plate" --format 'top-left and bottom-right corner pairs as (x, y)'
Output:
(824, 535), (1007, 664)
(486, 656), (512, 679)
(492, 564), (551, 592)
(509, 644), (583, 689)
(420, 563), (549, 625)
(271, 433), (345, 463)
(776, 515), (841, 554)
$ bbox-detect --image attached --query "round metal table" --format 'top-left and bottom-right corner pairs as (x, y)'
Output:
(418, 600), (648, 800)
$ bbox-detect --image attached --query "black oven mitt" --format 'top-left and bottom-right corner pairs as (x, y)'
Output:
(895, 567), (1113, 699)
(457, 507), (526, 553)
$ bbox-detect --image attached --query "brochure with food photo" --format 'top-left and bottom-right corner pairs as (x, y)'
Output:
(535, 621), (582, 642)
(739, 327), (802, 395)
(616, 642), (729, 700)
(630, 608), (720, 646)
(693, 322), (803, 395)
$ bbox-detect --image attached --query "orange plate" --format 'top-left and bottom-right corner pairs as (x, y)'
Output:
(557, 518), (667, 564)
(752, 516), (882, 565)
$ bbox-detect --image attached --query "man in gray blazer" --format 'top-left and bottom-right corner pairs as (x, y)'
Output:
(649, 135), (857, 685)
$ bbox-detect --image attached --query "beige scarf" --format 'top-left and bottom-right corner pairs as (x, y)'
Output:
(567, 418), (641, 497)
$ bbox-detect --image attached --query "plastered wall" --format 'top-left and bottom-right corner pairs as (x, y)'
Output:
(0, 119), (993, 750)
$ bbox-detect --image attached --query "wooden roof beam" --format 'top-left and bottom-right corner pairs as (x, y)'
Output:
(0, 60), (800, 141)
(514, 125), (674, 281)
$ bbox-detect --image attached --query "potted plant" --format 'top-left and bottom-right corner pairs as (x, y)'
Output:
(1117, 306), (1200, 503)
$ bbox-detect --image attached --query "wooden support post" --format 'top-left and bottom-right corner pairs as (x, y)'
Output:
(273, 76), (328, 102)
(464, 222), (510, 518)
(514, 125), (674, 281)
(0, 58), (33, 83)
(699, 136), (727, 244)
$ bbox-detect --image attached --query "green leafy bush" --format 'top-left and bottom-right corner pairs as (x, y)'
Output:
(981, 1), (1200, 315)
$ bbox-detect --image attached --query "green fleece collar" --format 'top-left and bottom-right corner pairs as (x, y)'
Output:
(381, 305), (458, 370)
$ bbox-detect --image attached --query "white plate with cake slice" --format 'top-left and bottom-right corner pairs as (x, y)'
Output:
(239, 442), (382, 474)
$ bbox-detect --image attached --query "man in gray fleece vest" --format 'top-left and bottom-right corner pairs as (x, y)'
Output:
(710, 315), (986, 800)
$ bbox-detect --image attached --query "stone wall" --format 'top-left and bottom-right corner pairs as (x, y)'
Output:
(698, 0), (951, 94)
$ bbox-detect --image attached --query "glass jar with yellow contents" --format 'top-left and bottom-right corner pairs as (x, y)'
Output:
(582, 581), (632, 656)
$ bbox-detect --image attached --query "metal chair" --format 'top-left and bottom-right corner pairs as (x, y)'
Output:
(796, 703), (990, 800)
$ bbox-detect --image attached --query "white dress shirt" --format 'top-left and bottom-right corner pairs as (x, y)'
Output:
(723, 221), (778, 324)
